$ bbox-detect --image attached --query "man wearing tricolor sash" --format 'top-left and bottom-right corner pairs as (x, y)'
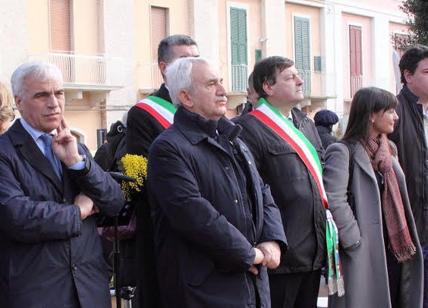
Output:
(236, 56), (327, 308)
(125, 34), (199, 308)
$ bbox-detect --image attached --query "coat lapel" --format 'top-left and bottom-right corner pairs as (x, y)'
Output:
(353, 142), (379, 187)
(9, 121), (64, 194)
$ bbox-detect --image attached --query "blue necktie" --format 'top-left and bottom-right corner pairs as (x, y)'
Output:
(40, 134), (62, 178)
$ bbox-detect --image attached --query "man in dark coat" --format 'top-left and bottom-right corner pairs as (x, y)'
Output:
(314, 109), (339, 149)
(235, 56), (326, 308)
(126, 34), (199, 308)
(148, 57), (287, 308)
(389, 45), (428, 308)
(0, 61), (124, 308)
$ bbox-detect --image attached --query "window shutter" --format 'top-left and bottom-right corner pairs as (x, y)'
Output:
(50, 0), (72, 52)
(230, 7), (248, 91)
(294, 16), (311, 95)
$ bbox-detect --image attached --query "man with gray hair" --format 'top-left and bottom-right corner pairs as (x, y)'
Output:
(147, 57), (287, 307)
(126, 34), (199, 308)
(0, 61), (124, 307)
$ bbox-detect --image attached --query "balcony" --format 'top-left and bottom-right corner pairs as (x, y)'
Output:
(231, 64), (248, 92)
(31, 53), (125, 90)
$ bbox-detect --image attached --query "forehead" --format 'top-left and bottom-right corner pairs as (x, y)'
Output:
(277, 65), (298, 77)
(23, 75), (63, 91)
(170, 44), (199, 61)
(191, 62), (219, 81)
(416, 58), (428, 70)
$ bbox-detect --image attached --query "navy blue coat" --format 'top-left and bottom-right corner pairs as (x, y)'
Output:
(0, 120), (124, 308)
(148, 107), (287, 308)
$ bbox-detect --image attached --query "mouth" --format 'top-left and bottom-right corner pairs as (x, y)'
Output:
(44, 113), (60, 118)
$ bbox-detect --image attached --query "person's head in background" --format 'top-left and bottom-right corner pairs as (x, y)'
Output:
(314, 109), (339, 133)
(247, 72), (259, 105)
(0, 82), (15, 134)
(158, 34), (199, 80)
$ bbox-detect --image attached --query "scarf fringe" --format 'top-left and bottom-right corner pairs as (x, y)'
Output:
(394, 243), (417, 263)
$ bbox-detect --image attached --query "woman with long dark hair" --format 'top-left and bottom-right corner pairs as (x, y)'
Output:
(323, 87), (423, 308)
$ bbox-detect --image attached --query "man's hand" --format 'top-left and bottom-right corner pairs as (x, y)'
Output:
(52, 119), (82, 167)
(257, 241), (281, 269)
(248, 247), (264, 275)
(74, 194), (97, 220)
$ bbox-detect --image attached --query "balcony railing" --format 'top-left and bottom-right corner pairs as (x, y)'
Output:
(298, 69), (312, 97)
(37, 53), (125, 88)
(231, 64), (248, 92)
(350, 75), (363, 98)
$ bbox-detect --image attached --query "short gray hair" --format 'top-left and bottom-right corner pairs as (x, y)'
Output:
(165, 57), (208, 107)
(11, 61), (63, 97)
(158, 34), (197, 64)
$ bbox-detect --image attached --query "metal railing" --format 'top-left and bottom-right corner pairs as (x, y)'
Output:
(231, 64), (248, 92)
(46, 53), (124, 87)
(298, 69), (312, 97)
(350, 75), (363, 98)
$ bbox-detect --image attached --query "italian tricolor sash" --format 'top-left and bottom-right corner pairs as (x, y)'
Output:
(136, 96), (176, 129)
(250, 98), (344, 297)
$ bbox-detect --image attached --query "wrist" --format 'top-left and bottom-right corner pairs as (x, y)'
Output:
(65, 154), (84, 167)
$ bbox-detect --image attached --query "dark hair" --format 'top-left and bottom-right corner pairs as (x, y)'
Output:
(344, 87), (398, 141)
(248, 72), (254, 90)
(399, 45), (428, 85)
(252, 56), (294, 98)
(157, 34), (197, 64)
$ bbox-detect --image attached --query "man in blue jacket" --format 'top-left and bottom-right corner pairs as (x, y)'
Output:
(147, 57), (287, 308)
(0, 61), (124, 308)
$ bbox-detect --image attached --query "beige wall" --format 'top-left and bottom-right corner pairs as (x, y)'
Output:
(27, 0), (50, 55)
(341, 12), (373, 100)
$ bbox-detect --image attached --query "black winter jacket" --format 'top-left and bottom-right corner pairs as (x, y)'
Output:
(390, 85), (428, 244)
(236, 107), (326, 274)
(148, 107), (287, 308)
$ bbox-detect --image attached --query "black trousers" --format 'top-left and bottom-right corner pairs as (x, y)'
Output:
(269, 270), (321, 308)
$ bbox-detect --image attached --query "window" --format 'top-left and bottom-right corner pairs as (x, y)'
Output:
(49, 0), (73, 53)
(151, 6), (168, 88)
(294, 16), (311, 96)
(230, 7), (248, 92)
(349, 25), (362, 97)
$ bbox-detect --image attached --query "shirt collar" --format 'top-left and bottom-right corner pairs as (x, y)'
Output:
(19, 118), (54, 142)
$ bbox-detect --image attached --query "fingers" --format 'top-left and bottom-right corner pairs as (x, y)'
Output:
(248, 265), (259, 276)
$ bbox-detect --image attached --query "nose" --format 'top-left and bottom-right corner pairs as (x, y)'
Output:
(393, 110), (399, 121)
(217, 83), (226, 96)
(296, 75), (304, 86)
(47, 93), (59, 108)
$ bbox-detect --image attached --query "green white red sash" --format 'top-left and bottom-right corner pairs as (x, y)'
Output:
(136, 96), (176, 128)
(250, 98), (344, 297)
(250, 98), (328, 208)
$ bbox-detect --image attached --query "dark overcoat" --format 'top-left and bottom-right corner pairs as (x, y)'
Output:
(126, 83), (172, 308)
(235, 107), (326, 274)
(323, 142), (423, 308)
(0, 120), (124, 308)
(148, 107), (287, 308)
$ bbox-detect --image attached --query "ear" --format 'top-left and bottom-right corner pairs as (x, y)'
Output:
(159, 61), (168, 77)
(262, 81), (274, 97)
(178, 89), (193, 108)
(14, 95), (23, 112)
(403, 69), (413, 85)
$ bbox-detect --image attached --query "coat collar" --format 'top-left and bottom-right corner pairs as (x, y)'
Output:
(7, 120), (64, 193)
(174, 106), (239, 145)
(153, 83), (173, 103)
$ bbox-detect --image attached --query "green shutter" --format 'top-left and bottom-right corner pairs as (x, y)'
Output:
(230, 7), (248, 91)
(294, 16), (311, 95)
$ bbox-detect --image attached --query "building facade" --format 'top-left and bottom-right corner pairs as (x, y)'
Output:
(0, 0), (409, 150)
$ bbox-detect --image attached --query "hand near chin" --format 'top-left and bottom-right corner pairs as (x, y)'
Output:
(52, 118), (82, 167)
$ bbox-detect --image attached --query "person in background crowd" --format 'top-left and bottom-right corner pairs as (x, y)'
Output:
(324, 87), (423, 308)
(235, 56), (326, 308)
(241, 72), (258, 115)
(0, 82), (15, 134)
(314, 109), (339, 149)
(126, 34), (199, 308)
(0, 61), (124, 307)
(148, 56), (287, 308)
(389, 45), (428, 308)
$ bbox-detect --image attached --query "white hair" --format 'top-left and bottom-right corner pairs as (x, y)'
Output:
(11, 61), (63, 97)
(165, 57), (209, 107)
